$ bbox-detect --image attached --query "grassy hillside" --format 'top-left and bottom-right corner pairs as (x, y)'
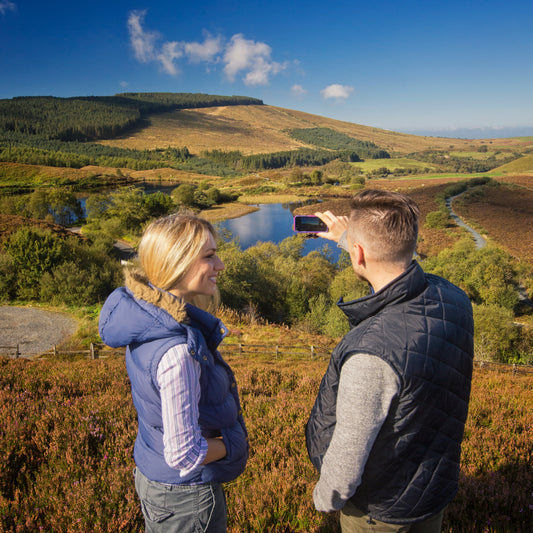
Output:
(97, 104), (533, 156)
(493, 154), (533, 173)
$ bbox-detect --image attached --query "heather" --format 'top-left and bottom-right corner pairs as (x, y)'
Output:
(0, 354), (531, 532)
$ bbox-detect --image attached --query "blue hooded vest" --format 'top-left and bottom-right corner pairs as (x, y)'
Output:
(99, 269), (248, 485)
(306, 262), (474, 524)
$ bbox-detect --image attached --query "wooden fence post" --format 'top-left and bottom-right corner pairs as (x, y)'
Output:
(239, 343), (242, 356)
(90, 343), (98, 360)
(310, 345), (315, 359)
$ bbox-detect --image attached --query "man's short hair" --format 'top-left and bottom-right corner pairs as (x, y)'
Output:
(349, 189), (419, 264)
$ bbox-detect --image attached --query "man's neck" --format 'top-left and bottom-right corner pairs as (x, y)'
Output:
(367, 262), (410, 293)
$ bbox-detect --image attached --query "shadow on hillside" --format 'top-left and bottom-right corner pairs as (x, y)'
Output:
(162, 109), (255, 136)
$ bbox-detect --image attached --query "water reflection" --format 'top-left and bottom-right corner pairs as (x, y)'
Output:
(218, 203), (341, 260)
(79, 185), (340, 260)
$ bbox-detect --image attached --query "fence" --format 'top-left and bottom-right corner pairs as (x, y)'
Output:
(0, 343), (116, 360)
(219, 342), (333, 359)
(0, 342), (532, 374)
(0, 342), (333, 361)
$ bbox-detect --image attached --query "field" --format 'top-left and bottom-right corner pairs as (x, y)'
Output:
(96, 104), (533, 156)
(0, 353), (531, 532)
(453, 178), (533, 266)
(351, 157), (440, 173)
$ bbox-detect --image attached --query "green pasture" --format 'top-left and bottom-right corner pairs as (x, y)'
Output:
(350, 157), (438, 173)
(448, 150), (511, 160)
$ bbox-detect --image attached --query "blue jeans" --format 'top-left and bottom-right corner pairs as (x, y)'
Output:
(134, 468), (227, 533)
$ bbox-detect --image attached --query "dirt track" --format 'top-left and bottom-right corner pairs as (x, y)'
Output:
(0, 306), (78, 358)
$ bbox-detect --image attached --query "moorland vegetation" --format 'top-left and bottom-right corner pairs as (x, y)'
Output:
(0, 92), (532, 531)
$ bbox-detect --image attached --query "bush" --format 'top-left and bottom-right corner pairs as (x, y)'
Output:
(0, 357), (530, 532)
(473, 304), (519, 363)
(2, 227), (123, 305)
(425, 209), (452, 229)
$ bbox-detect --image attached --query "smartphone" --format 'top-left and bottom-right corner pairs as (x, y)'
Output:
(293, 215), (328, 233)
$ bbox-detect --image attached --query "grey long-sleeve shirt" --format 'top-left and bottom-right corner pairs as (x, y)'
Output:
(313, 353), (400, 512)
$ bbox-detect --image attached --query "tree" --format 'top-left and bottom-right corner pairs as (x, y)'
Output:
(425, 210), (452, 229)
(172, 184), (196, 207)
(310, 169), (323, 185)
(473, 304), (519, 363)
(104, 187), (149, 231)
(4, 227), (68, 299)
(47, 188), (83, 225)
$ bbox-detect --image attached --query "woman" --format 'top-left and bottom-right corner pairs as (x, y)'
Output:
(99, 213), (248, 532)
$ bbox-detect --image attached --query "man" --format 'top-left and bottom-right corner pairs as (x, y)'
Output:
(306, 189), (474, 532)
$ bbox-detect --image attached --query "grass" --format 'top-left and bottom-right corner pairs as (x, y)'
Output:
(0, 354), (531, 532)
(95, 104), (533, 156)
(494, 154), (533, 173)
(449, 150), (514, 160)
(199, 202), (260, 223)
(237, 193), (312, 205)
(351, 157), (440, 173)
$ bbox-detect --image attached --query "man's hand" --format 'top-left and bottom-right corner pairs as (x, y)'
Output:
(314, 211), (349, 243)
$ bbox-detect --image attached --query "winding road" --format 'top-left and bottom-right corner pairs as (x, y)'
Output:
(445, 194), (532, 308)
(445, 195), (486, 249)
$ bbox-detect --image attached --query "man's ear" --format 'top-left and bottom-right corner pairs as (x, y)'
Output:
(353, 242), (366, 266)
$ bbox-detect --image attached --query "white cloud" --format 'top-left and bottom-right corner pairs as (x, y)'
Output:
(291, 84), (307, 96)
(127, 10), (159, 63)
(127, 13), (287, 84)
(157, 41), (183, 75)
(321, 84), (354, 101)
(223, 34), (285, 86)
(184, 34), (223, 63)
(0, 1), (16, 15)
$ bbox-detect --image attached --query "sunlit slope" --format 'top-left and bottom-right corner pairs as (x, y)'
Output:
(493, 154), (533, 173)
(98, 104), (505, 155)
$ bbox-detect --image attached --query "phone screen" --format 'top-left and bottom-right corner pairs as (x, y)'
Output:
(293, 215), (328, 233)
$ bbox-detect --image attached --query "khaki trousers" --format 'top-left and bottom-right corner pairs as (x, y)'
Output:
(340, 500), (444, 533)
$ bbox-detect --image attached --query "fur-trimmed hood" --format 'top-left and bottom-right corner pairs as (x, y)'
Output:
(99, 267), (227, 352)
(123, 267), (188, 324)
(98, 268), (187, 349)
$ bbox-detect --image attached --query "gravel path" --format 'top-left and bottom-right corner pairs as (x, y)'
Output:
(0, 306), (78, 358)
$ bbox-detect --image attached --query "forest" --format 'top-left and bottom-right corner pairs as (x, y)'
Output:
(289, 127), (391, 159)
(0, 93), (263, 141)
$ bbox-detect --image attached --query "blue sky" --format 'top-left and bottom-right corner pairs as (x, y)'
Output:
(1, 0), (532, 137)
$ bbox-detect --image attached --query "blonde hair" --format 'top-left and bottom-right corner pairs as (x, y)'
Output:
(137, 212), (219, 311)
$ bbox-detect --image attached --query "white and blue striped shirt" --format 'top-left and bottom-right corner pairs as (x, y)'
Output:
(156, 344), (209, 475)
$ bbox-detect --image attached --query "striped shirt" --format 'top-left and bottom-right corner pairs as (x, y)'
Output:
(156, 343), (208, 476)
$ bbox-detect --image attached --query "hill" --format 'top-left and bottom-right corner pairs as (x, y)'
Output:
(2, 93), (533, 174)
(493, 154), (533, 173)
(96, 103), (533, 156)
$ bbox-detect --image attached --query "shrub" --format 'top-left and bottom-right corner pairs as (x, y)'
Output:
(2, 227), (123, 305)
(0, 356), (530, 532)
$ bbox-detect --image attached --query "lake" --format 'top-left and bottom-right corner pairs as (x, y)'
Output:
(80, 186), (342, 260)
(217, 202), (342, 260)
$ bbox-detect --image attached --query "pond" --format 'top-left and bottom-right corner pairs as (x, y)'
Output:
(217, 202), (342, 260)
(79, 185), (342, 260)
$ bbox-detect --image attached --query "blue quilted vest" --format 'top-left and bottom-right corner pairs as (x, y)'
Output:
(306, 262), (473, 524)
(99, 282), (248, 485)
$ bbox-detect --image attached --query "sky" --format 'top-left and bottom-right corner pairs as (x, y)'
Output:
(1, 0), (532, 138)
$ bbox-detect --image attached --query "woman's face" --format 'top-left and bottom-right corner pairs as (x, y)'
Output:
(170, 232), (225, 303)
